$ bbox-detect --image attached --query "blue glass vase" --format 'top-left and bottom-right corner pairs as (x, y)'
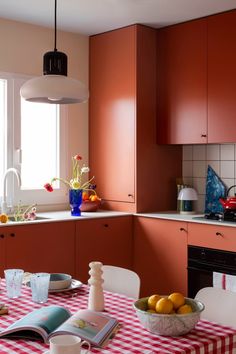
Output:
(69, 189), (83, 216)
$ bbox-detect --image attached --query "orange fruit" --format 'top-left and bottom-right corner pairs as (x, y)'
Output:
(147, 294), (162, 310)
(177, 304), (193, 314)
(90, 194), (99, 202)
(168, 292), (185, 310)
(82, 192), (89, 201)
(155, 298), (174, 314)
(0, 214), (8, 223)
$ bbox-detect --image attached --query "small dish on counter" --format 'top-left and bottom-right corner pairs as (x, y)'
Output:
(80, 199), (102, 212)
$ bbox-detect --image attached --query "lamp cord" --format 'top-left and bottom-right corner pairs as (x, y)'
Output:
(54, 0), (57, 51)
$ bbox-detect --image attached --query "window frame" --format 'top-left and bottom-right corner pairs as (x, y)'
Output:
(0, 71), (69, 210)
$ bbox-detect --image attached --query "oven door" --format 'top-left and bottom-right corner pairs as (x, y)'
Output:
(188, 246), (236, 298)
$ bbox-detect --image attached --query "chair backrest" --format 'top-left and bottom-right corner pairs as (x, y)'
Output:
(102, 265), (140, 299)
(195, 287), (236, 328)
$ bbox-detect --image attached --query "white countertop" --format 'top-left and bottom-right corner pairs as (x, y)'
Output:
(1, 209), (236, 228)
(0, 210), (132, 227)
(135, 211), (236, 227)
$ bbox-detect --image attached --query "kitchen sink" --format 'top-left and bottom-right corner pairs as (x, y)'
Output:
(8, 216), (51, 222)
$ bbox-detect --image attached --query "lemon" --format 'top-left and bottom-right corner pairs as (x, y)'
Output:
(147, 294), (162, 310)
(177, 304), (193, 314)
(168, 292), (185, 310)
(155, 298), (174, 314)
(0, 214), (9, 223)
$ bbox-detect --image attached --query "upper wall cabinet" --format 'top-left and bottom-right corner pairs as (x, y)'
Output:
(89, 25), (182, 212)
(89, 26), (136, 208)
(208, 10), (236, 143)
(156, 19), (207, 144)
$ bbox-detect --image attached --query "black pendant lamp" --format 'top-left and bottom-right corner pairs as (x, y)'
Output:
(20, 0), (89, 104)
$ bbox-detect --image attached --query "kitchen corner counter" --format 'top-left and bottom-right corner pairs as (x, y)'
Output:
(0, 210), (132, 227)
(135, 211), (236, 228)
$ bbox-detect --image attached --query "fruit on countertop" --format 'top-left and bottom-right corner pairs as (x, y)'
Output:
(82, 192), (90, 201)
(0, 214), (9, 223)
(146, 292), (193, 315)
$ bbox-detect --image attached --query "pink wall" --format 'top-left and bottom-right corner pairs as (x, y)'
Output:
(0, 17), (89, 175)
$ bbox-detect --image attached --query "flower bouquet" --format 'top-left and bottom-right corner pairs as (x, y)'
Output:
(44, 154), (101, 216)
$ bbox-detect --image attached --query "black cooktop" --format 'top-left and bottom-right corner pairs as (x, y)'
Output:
(204, 210), (236, 222)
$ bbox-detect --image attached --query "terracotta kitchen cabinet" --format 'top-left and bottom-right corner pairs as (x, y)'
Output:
(156, 19), (207, 144)
(0, 221), (76, 278)
(89, 24), (182, 213)
(75, 216), (133, 283)
(133, 217), (188, 297)
(208, 10), (236, 143)
(188, 222), (236, 252)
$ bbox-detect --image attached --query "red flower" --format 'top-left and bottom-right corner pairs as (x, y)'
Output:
(74, 154), (82, 161)
(44, 183), (53, 192)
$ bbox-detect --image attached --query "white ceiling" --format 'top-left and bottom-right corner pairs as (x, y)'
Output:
(0, 0), (236, 36)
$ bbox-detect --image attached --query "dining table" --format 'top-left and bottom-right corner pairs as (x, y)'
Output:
(0, 279), (236, 354)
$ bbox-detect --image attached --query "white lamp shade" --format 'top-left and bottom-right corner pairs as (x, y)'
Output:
(20, 75), (89, 104)
(178, 187), (198, 201)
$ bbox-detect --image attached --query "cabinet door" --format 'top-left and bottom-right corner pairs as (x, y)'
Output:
(134, 217), (188, 297)
(5, 222), (76, 277)
(89, 26), (135, 204)
(157, 19), (207, 144)
(188, 222), (236, 252)
(75, 216), (133, 283)
(208, 10), (236, 143)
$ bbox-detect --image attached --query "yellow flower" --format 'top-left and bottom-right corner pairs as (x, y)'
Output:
(71, 180), (81, 190)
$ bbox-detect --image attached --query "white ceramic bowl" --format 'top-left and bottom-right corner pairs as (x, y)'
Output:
(133, 296), (204, 336)
(49, 273), (72, 290)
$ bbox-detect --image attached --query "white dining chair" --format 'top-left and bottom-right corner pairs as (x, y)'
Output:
(102, 265), (140, 299)
(195, 287), (236, 328)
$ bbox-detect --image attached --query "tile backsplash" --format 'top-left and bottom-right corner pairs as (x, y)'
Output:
(182, 144), (236, 213)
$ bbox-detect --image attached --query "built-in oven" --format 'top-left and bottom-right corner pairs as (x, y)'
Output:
(188, 245), (236, 298)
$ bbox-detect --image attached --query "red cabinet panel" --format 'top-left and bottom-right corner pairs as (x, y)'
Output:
(134, 217), (188, 297)
(0, 222), (76, 278)
(89, 26), (136, 205)
(188, 222), (236, 252)
(89, 25), (182, 212)
(75, 216), (133, 283)
(208, 10), (236, 143)
(157, 19), (207, 144)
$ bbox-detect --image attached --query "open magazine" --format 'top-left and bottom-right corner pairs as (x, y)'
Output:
(0, 306), (119, 347)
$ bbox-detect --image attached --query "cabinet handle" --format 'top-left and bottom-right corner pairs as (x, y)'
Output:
(216, 232), (223, 237)
(128, 194), (133, 197)
(0, 234), (4, 239)
(10, 233), (15, 237)
(103, 224), (109, 228)
(180, 227), (187, 232)
(201, 134), (207, 137)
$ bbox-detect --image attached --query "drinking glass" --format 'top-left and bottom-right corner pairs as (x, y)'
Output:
(30, 273), (50, 303)
(4, 269), (24, 298)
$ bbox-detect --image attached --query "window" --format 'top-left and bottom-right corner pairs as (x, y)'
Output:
(0, 72), (68, 210)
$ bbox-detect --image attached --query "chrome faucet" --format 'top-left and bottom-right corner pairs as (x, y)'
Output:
(1, 168), (21, 214)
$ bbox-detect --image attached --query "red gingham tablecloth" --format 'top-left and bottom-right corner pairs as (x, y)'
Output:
(0, 282), (236, 354)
